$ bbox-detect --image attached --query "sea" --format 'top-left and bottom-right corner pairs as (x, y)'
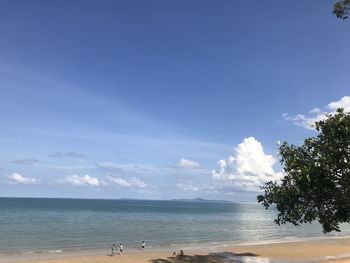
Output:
(1, 197), (350, 255)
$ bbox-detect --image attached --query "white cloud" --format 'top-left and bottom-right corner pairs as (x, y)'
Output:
(58, 174), (100, 186)
(106, 175), (147, 188)
(177, 158), (200, 169)
(283, 96), (350, 130)
(106, 176), (130, 187)
(212, 137), (282, 192)
(177, 183), (199, 192)
(328, 96), (350, 111)
(6, 173), (38, 185)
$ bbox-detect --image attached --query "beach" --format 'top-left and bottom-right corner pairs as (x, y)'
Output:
(2, 237), (350, 263)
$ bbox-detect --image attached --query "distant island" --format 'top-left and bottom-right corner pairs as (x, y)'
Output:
(119, 197), (233, 203)
(171, 198), (234, 203)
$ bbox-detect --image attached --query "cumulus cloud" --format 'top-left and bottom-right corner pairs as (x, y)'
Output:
(106, 175), (147, 188)
(177, 158), (200, 169)
(58, 175), (100, 186)
(6, 173), (38, 185)
(328, 96), (350, 110)
(49, 152), (86, 158)
(211, 137), (282, 192)
(283, 96), (350, 130)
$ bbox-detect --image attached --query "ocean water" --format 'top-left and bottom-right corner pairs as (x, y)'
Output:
(0, 197), (349, 255)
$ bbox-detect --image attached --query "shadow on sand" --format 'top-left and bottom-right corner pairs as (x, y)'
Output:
(149, 251), (262, 263)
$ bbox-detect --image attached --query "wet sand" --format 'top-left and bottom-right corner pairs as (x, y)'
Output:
(2, 237), (350, 263)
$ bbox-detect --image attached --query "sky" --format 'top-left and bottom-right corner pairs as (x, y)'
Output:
(0, 0), (349, 201)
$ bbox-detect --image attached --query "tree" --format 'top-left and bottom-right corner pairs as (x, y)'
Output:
(257, 108), (350, 233)
(333, 0), (350, 19)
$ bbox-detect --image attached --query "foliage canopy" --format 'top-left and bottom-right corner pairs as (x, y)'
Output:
(257, 109), (350, 233)
(334, 0), (350, 19)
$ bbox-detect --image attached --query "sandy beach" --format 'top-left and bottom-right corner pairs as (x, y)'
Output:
(2, 237), (350, 263)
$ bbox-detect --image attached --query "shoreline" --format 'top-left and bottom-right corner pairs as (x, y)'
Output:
(1, 236), (350, 263)
(1, 234), (349, 256)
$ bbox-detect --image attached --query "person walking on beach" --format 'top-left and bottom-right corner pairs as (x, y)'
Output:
(111, 243), (115, 256)
(142, 241), (145, 250)
(119, 243), (123, 255)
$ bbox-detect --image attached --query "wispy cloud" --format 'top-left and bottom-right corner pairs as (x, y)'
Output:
(11, 158), (40, 165)
(95, 162), (149, 175)
(283, 96), (350, 130)
(6, 173), (39, 185)
(95, 162), (128, 173)
(49, 152), (86, 159)
(176, 181), (218, 194)
(177, 183), (199, 192)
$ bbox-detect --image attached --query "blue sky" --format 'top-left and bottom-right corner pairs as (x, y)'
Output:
(0, 0), (349, 201)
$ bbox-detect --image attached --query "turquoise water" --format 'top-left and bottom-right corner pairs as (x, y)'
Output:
(0, 197), (349, 254)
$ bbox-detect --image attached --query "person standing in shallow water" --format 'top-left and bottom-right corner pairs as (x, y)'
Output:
(119, 243), (123, 255)
(142, 241), (145, 250)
